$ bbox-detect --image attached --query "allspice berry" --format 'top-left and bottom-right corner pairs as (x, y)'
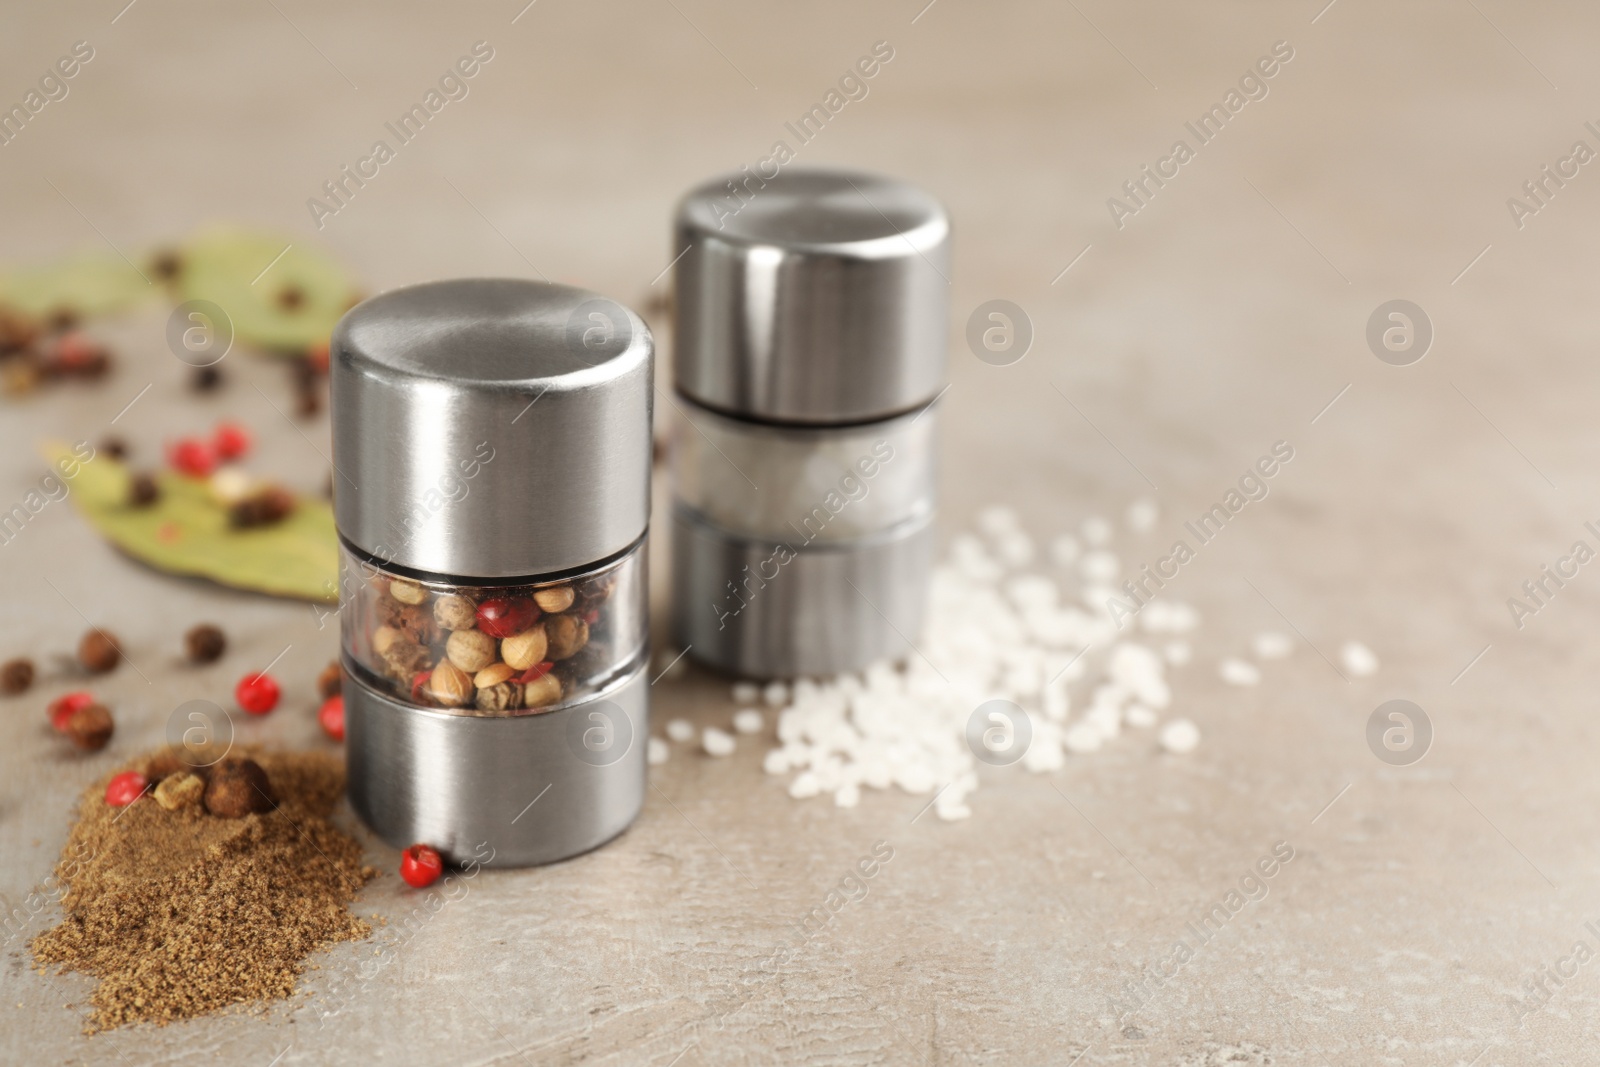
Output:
(433, 594), (477, 632)
(204, 757), (275, 818)
(184, 624), (227, 664)
(1, 657), (34, 695)
(154, 771), (206, 811)
(77, 629), (122, 674)
(317, 660), (342, 699)
(66, 703), (114, 751)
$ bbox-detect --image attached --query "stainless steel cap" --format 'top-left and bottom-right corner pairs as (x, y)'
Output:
(674, 168), (950, 425)
(332, 278), (653, 578)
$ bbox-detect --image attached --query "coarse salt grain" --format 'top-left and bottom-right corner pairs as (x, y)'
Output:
(732, 709), (764, 734)
(702, 728), (735, 757)
(1126, 497), (1158, 533)
(665, 718), (694, 743)
(1081, 515), (1112, 546)
(995, 530), (1034, 568)
(1341, 641), (1379, 677)
(1158, 718), (1200, 754)
(732, 682), (760, 704)
(647, 737), (669, 765)
(1252, 631), (1293, 660)
(1049, 535), (1082, 567)
(1125, 704), (1158, 728)
(1219, 658), (1261, 686)
(1164, 640), (1192, 666)
(1080, 551), (1121, 585)
(977, 505), (1020, 536)
(762, 681), (789, 707)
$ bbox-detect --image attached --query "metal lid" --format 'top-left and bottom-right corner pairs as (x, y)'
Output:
(674, 167), (950, 425)
(331, 278), (652, 578)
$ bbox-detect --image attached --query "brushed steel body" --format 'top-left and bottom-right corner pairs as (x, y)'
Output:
(332, 278), (653, 578)
(345, 665), (647, 867)
(674, 168), (950, 425)
(672, 505), (935, 679)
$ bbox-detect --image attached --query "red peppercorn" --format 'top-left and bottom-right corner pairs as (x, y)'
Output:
(234, 672), (281, 715)
(213, 421), (252, 460)
(105, 771), (149, 807)
(48, 690), (96, 732)
(409, 669), (431, 704)
(318, 694), (345, 741)
(476, 597), (538, 639)
(513, 661), (554, 684)
(168, 437), (217, 477)
(400, 843), (443, 888)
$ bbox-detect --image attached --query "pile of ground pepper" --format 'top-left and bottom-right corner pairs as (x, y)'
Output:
(30, 748), (376, 1032)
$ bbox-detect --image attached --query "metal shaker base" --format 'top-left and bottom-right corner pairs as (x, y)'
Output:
(672, 505), (934, 680)
(345, 666), (646, 868)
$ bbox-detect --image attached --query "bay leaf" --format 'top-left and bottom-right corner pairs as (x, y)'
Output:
(174, 228), (359, 354)
(0, 251), (156, 319)
(44, 442), (338, 603)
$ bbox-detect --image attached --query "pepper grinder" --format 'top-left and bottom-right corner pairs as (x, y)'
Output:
(332, 278), (652, 867)
(671, 168), (950, 679)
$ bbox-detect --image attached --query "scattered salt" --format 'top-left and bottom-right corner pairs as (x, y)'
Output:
(1126, 498), (1159, 533)
(1252, 631), (1293, 660)
(1080, 550), (1121, 585)
(1158, 719), (1200, 754)
(995, 530), (1035, 568)
(1125, 704), (1157, 728)
(732, 682), (760, 704)
(745, 507), (1207, 816)
(664, 719), (694, 743)
(1341, 640), (1379, 677)
(702, 728), (735, 757)
(647, 737), (669, 765)
(976, 505), (1020, 536)
(1219, 658), (1261, 687)
(732, 709), (764, 734)
(1049, 535), (1082, 567)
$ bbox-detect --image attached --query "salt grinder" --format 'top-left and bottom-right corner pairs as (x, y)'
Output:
(671, 168), (950, 678)
(332, 279), (652, 867)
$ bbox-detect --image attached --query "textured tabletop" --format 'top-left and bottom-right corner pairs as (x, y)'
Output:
(3, 1), (1598, 1064)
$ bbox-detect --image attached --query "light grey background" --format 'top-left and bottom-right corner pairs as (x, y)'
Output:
(3, 1), (1598, 1063)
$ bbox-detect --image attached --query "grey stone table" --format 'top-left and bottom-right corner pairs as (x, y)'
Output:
(3, 1), (1599, 1063)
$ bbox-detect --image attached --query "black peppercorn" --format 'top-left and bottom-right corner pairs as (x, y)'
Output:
(78, 629), (122, 674)
(0, 657), (34, 695)
(184, 624), (227, 665)
(128, 472), (160, 508)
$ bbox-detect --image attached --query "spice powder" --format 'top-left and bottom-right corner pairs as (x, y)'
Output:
(30, 748), (376, 1032)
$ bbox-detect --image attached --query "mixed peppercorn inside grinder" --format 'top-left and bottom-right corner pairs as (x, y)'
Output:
(331, 278), (652, 867)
